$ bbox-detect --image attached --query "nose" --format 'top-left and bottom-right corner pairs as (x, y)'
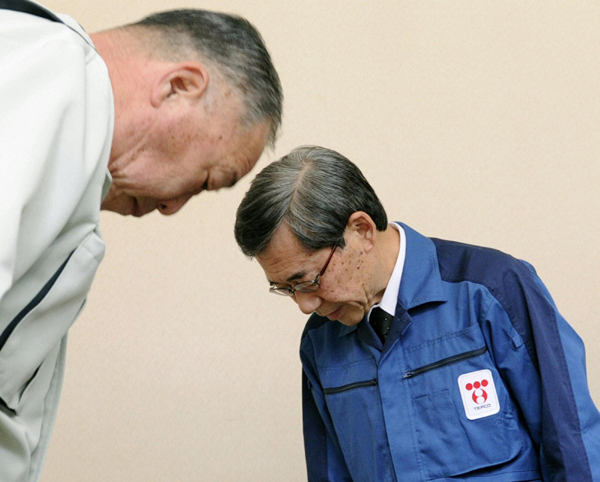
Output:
(293, 291), (322, 315)
(157, 194), (193, 216)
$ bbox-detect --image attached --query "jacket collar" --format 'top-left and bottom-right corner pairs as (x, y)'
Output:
(396, 222), (448, 310)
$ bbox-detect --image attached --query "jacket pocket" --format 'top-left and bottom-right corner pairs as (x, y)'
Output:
(321, 363), (382, 462)
(404, 346), (488, 379)
(319, 359), (395, 482)
(0, 231), (105, 412)
(320, 359), (379, 408)
(406, 325), (523, 479)
(323, 379), (378, 395)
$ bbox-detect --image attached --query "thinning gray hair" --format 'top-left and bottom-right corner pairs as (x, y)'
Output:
(235, 146), (388, 257)
(130, 9), (283, 147)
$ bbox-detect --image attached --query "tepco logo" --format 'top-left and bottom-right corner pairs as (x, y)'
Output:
(465, 378), (489, 405)
(458, 369), (500, 420)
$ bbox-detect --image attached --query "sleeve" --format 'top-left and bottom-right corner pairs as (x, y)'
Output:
(300, 335), (353, 482)
(0, 48), (44, 305)
(482, 260), (600, 482)
(0, 19), (97, 309)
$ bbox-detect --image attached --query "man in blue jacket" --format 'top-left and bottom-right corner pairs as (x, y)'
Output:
(234, 145), (600, 481)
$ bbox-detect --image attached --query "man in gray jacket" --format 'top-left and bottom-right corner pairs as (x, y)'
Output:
(0, 2), (282, 480)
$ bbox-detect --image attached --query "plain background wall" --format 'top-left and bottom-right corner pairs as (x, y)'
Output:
(39, 1), (599, 481)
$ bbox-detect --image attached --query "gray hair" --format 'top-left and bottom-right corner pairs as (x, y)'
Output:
(235, 146), (388, 257)
(129, 9), (283, 147)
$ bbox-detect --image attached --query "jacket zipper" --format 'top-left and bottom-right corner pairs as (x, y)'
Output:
(0, 252), (73, 414)
(323, 379), (378, 395)
(403, 346), (488, 379)
(0, 251), (74, 352)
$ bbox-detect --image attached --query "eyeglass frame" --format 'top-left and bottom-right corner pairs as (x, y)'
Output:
(269, 243), (338, 296)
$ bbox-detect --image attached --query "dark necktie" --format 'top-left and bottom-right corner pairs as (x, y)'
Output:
(370, 307), (393, 343)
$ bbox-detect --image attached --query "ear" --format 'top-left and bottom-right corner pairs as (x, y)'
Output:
(150, 62), (209, 107)
(345, 211), (378, 252)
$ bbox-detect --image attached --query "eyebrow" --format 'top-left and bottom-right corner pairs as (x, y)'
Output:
(286, 271), (307, 283)
(267, 271), (307, 285)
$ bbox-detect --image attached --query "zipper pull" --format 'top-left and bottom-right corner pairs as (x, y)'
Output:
(403, 371), (415, 379)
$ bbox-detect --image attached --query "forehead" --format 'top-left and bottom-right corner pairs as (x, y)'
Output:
(256, 226), (319, 283)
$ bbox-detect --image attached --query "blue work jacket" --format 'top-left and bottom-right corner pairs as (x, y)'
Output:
(300, 223), (600, 481)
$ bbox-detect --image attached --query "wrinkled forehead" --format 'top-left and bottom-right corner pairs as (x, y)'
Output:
(255, 226), (317, 283)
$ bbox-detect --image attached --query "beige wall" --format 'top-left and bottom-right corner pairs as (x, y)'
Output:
(41, 1), (600, 481)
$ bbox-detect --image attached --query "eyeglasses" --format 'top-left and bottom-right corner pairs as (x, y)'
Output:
(269, 244), (338, 297)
